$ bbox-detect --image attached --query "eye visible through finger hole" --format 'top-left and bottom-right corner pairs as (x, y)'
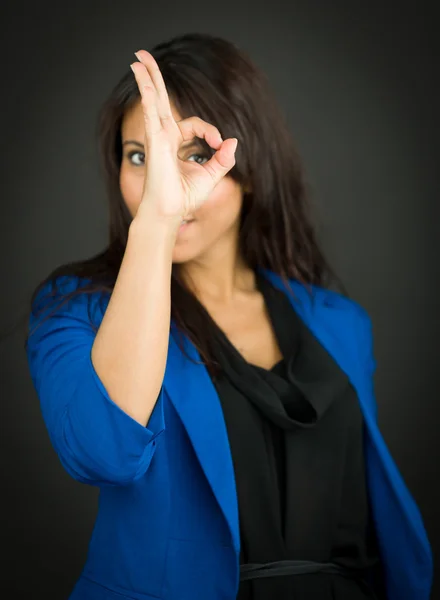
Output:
(127, 150), (145, 166)
(187, 153), (209, 165)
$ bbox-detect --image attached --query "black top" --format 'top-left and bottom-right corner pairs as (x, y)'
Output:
(209, 272), (387, 600)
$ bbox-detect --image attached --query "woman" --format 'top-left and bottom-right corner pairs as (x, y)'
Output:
(25, 33), (432, 600)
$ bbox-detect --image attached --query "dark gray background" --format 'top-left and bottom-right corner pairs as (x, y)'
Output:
(0, 0), (438, 598)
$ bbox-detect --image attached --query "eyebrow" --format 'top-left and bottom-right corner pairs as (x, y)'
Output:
(122, 139), (201, 150)
(122, 140), (144, 148)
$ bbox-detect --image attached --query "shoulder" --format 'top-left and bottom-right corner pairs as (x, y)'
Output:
(306, 282), (376, 371)
(30, 273), (109, 329)
(259, 267), (371, 326)
(32, 274), (90, 303)
(313, 284), (371, 323)
(287, 277), (371, 326)
(290, 280), (374, 363)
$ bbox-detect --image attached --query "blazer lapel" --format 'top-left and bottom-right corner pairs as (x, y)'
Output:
(163, 326), (240, 554)
(258, 268), (370, 414)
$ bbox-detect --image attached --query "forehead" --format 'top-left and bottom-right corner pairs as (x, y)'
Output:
(121, 100), (183, 139)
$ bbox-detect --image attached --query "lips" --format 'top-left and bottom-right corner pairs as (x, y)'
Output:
(178, 219), (195, 232)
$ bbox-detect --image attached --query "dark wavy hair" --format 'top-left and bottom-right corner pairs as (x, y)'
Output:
(22, 32), (346, 376)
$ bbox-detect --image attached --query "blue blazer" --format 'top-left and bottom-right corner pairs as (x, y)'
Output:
(26, 268), (433, 600)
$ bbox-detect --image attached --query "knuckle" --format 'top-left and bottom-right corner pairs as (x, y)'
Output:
(141, 85), (154, 97)
(142, 99), (155, 112)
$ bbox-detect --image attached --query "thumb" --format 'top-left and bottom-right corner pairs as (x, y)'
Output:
(202, 138), (238, 186)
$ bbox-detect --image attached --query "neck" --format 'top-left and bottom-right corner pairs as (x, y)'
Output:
(179, 245), (256, 306)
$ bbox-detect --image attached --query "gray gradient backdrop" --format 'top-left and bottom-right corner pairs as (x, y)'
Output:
(0, 1), (438, 598)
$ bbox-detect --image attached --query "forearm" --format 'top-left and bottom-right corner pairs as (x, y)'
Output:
(91, 209), (179, 426)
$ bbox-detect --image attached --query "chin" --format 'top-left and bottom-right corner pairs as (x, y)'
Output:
(171, 246), (201, 264)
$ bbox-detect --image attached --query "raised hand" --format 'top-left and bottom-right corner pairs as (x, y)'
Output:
(130, 50), (238, 224)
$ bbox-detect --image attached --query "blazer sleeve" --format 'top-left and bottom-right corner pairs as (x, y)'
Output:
(26, 276), (166, 487)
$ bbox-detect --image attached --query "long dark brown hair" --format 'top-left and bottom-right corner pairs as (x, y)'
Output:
(22, 32), (347, 376)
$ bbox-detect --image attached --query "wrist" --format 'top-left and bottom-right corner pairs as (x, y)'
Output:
(133, 201), (183, 231)
(130, 204), (181, 241)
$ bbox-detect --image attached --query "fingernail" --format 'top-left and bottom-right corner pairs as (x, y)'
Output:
(130, 64), (135, 73)
(134, 51), (141, 60)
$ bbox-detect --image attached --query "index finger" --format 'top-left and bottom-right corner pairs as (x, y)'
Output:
(177, 116), (224, 150)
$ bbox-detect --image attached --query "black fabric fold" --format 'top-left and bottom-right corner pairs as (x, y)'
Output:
(209, 272), (385, 600)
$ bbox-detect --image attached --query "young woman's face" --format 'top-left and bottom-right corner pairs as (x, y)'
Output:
(119, 100), (244, 264)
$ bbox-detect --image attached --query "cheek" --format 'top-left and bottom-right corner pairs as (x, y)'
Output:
(120, 169), (144, 218)
(195, 179), (243, 225)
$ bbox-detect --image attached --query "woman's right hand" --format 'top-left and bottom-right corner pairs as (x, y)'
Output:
(130, 50), (238, 226)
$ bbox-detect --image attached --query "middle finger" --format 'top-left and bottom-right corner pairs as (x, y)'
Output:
(134, 50), (173, 122)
